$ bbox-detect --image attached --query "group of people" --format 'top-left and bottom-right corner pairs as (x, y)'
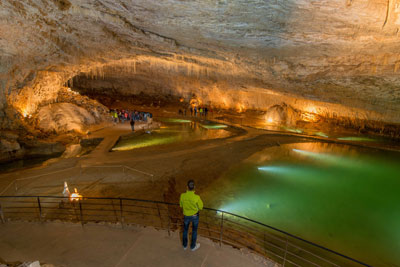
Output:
(178, 106), (211, 117)
(110, 109), (153, 131)
(110, 109), (153, 123)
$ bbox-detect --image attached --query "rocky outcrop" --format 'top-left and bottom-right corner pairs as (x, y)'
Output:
(1, 0), (400, 141)
(37, 103), (96, 133)
(0, 133), (65, 164)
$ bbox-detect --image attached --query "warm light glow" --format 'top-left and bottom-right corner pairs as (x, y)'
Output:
(304, 105), (318, 114)
(236, 103), (245, 113)
(70, 188), (82, 201)
(221, 97), (228, 107)
(300, 112), (318, 122)
(267, 118), (273, 123)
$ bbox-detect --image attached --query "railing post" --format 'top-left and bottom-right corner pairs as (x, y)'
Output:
(165, 203), (171, 237)
(37, 197), (42, 221)
(219, 211), (224, 247)
(119, 198), (124, 228)
(0, 203), (5, 223)
(263, 232), (266, 256)
(79, 200), (84, 226)
(282, 238), (289, 266)
(156, 203), (162, 228)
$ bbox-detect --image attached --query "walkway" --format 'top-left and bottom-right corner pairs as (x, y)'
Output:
(0, 221), (276, 267)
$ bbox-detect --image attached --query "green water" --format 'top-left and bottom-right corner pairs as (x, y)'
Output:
(203, 142), (400, 266)
(112, 119), (232, 151)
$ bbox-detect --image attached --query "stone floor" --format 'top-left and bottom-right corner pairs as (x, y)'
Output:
(0, 221), (277, 267)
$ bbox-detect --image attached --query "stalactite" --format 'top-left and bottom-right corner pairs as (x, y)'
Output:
(346, 0), (353, 7)
(382, 0), (391, 28)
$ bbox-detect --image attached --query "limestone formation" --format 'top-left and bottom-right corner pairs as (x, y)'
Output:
(1, 0), (400, 161)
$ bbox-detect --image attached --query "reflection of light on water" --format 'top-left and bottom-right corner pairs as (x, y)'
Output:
(112, 121), (232, 151)
(258, 166), (292, 174)
(112, 136), (178, 151)
(158, 118), (191, 123)
(200, 124), (228, 129)
(292, 148), (367, 169)
(208, 142), (400, 266)
(315, 132), (329, 138)
(257, 165), (319, 178)
(293, 148), (343, 163)
(282, 126), (303, 134)
(337, 137), (376, 142)
(217, 202), (251, 219)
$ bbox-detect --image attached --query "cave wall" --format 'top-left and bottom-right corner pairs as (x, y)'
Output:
(72, 58), (399, 125)
(1, 0), (400, 134)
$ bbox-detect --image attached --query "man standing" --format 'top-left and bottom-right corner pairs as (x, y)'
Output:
(130, 119), (135, 131)
(180, 180), (203, 251)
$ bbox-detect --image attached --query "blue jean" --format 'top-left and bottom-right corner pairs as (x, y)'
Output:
(182, 215), (199, 249)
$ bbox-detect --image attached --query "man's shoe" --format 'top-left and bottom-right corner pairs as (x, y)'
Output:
(191, 243), (200, 251)
(183, 246), (187, 251)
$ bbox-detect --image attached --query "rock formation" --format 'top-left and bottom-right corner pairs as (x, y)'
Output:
(1, 0), (400, 161)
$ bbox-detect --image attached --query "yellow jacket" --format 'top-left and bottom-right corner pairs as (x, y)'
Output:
(180, 190), (203, 216)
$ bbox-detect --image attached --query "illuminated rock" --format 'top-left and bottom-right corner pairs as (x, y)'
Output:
(37, 103), (96, 133)
(0, 0), (400, 137)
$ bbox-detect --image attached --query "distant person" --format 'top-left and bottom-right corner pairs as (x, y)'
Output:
(204, 107), (208, 117)
(194, 107), (197, 117)
(130, 119), (135, 131)
(190, 107), (193, 116)
(180, 180), (203, 251)
(113, 111), (118, 123)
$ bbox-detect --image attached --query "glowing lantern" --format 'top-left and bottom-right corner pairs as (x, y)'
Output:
(70, 188), (82, 201)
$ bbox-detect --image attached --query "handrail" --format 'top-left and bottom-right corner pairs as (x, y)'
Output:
(0, 195), (372, 267)
(0, 165), (154, 196)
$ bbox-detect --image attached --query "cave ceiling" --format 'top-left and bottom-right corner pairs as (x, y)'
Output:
(1, 0), (400, 122)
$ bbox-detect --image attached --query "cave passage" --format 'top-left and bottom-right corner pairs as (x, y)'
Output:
(3, 1), (400, 266)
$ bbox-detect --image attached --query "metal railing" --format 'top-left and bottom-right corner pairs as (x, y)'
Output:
(0, 165), (154, 196)
(0, 196), (372, 267)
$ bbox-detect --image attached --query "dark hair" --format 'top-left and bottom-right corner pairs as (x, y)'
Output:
(187, 180), (195, 190)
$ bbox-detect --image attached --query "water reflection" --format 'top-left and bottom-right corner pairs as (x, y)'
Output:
(203, 142), (400, 266)
(112, 119), (232, 151)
